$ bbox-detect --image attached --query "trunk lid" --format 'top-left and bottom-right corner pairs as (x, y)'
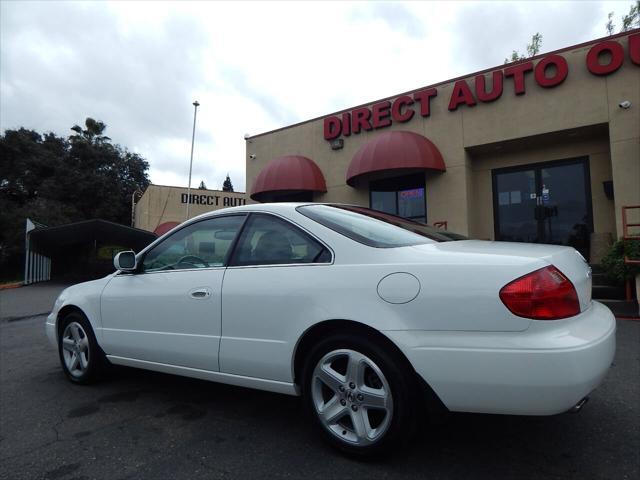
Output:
(424, 240), (593, 312)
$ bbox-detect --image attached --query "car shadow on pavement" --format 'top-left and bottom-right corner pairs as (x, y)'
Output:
(84, 363), (630, 479)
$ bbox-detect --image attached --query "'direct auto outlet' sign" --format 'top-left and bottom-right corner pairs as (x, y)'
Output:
(181, 193), (246, 207)
(323, 33), (640, 141)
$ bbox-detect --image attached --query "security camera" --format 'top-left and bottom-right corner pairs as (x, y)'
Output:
(244, 133), (251, 140)
(619, 100), (632, 109)
(249, 154), (256, 159)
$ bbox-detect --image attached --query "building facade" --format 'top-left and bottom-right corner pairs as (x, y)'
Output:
(134, 184), (247, 235)
(245, 31), (639, 262)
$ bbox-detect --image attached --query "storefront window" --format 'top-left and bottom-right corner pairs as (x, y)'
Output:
(269, 191), (313, 202)
(398, 188), (425, 219)
(370, 174), (426, 222)
(371, 191), (397, 216)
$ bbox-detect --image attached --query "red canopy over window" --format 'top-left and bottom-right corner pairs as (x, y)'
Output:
(346, 131), (446, 186)
(154, 221), (179, 236)
(250, 155), (327, 201)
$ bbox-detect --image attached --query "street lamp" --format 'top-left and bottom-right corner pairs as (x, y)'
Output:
(130, 189), (143, 227)
(185, 100), (200, 220)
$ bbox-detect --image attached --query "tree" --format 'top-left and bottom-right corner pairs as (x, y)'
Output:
(198, 180), (207, 190)
(526, 33), (543, 57)
(70, 117), (111, 145)
(505, 50), (525, 63)
(606, 12), (615, 35)
(222, 174), (234, 192)
(605, 1), (639, 34)
(0, 119), (150, 279)
(504, 33), (543, 63)
(621, 1), (639, 31)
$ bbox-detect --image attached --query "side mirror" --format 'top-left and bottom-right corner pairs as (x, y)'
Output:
(114, 251), (137, 272)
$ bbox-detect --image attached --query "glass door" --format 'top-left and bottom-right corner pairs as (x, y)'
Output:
(493, 168), (539, 243)
(538, 161), (592, 254)
(493, 158), (593, 257)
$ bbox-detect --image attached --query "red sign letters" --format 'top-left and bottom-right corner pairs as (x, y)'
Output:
(324, 33), (639, 141)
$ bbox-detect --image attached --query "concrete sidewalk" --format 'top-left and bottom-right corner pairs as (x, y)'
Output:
(0, 282), (72, 321)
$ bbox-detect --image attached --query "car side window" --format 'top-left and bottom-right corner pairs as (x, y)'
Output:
(230, 214), (331, 266)
(142, 215), (246, 272)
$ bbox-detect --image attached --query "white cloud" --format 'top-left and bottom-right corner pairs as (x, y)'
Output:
(1, 0), (634, 193)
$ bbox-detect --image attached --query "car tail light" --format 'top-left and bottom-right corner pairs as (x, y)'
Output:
(499, 265), (580, 320)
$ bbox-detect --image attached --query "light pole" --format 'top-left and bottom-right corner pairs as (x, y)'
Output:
(130, 189), (143, 227)
(185, 100), (200, 220)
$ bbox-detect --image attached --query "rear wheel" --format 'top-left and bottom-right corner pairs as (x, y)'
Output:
(58, 312), (105, 384)
(302, 333), (417, 456)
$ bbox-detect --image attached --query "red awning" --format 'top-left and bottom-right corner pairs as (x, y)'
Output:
(154, 221), (179, 236)
(250, 155), (327, 201)
(346, 131), (446, 186)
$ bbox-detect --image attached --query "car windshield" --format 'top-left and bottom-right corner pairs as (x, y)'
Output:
(297, 204), (454, 248)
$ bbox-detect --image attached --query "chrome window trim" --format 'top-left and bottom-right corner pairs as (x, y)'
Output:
(226, 262), (333, 271)
(117, 265), (228, 277)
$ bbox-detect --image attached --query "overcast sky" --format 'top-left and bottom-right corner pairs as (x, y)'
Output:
(0, 0), (633, 192)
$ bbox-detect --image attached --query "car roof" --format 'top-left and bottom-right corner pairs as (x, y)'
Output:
(186, 203), (464, 241)
(188, 202), (308, 221)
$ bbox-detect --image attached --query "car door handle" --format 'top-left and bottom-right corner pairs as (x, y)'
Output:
(189, 288), (212, 299)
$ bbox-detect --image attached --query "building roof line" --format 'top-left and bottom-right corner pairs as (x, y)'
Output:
(245, 29), (639, 141)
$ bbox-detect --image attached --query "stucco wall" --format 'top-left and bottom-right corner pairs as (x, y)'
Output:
(245, 31), (639, 239)
(134, 185), (248, 232)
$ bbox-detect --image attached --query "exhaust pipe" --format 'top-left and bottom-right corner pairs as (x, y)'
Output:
(568, 396), (589, 413)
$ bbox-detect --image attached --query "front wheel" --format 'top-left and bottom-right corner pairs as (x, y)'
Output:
(58, 312), (105, 384)
(302, 334), (418, 456)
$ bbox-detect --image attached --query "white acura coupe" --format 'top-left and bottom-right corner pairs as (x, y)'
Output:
(47, 203), (616, 455)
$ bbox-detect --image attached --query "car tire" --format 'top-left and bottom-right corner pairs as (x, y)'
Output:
(58, 311), (106, 384)
(302, 332), (418, 456)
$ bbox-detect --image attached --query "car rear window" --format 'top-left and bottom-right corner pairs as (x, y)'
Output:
(297, 204), (441, 248)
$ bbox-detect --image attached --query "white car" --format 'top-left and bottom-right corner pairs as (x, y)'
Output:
(47, 203), (616, 455)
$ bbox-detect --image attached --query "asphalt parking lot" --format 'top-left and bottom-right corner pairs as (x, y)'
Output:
(1, 284), (639, 480)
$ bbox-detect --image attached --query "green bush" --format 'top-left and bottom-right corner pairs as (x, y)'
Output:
(601, 239), (640, 284)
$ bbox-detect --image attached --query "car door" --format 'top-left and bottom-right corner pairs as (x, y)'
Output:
(100, 214), (246, 371)
(220, 213), (332, 382)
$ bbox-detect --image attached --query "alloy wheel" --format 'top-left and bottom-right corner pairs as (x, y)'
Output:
(311, 349), (393, 446)
(61, 321), (90, 377)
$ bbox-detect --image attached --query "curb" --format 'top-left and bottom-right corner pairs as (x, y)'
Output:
(0, 282), (23, 290)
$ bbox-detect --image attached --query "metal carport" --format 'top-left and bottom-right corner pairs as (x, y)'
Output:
(24, 219), (156, 284)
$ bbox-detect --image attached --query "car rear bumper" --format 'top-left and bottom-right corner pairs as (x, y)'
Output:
(384, 301), (616, 415)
